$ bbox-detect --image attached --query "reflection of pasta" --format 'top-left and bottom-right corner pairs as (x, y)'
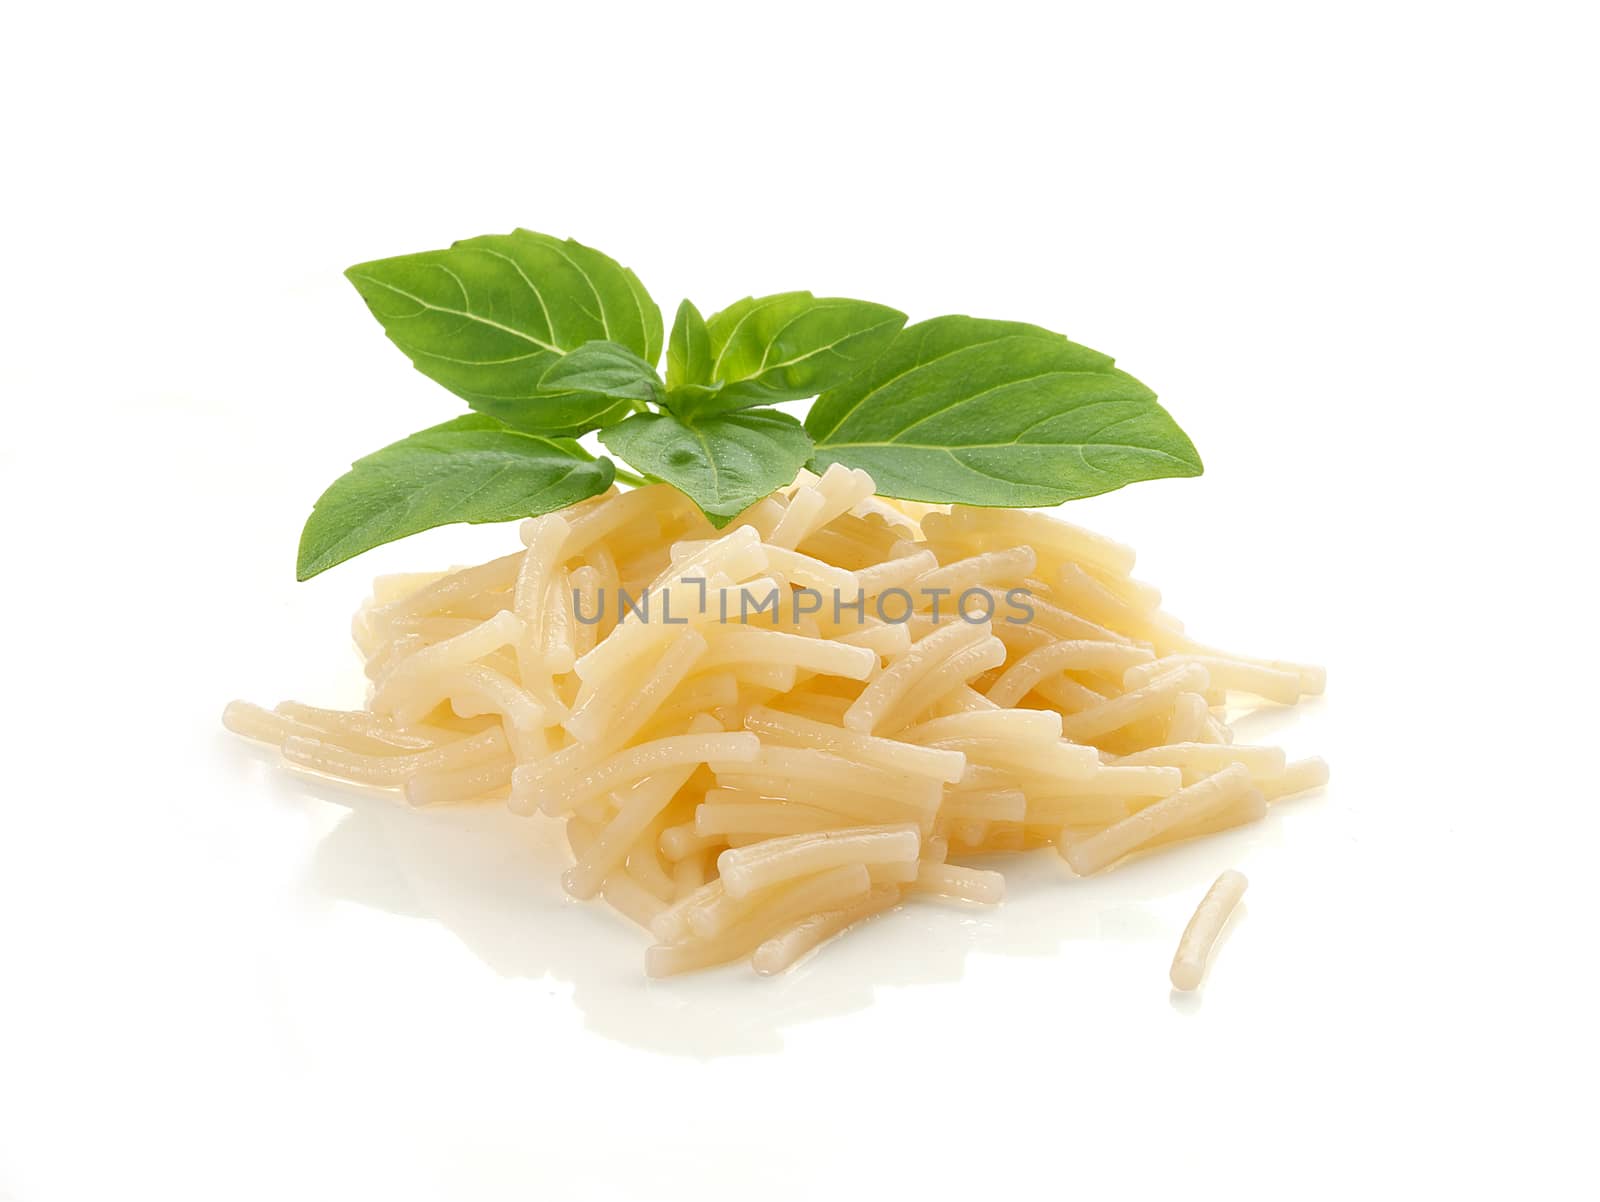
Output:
(225, 465), (1326, 978)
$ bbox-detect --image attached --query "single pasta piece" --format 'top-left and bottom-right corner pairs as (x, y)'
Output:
(700, 628), (877, 680)
(752, 887), (902, 975)
(940, 789), (1027, 822)
(1115, 742), (1287, 783)
(1061, 764), (1253, 875)
(280, 727), (510, 787)
(1124, 654), (1302, 705)
(601, 870), (668, 929)
(923, 736), (1100, 782)
(900, 707), (1062, 744)
(694, 796), (843, 838)
(405, 758), (514, 806)
(514, 514), (572, 684)
(907, 862), (1006, 904)
(645, 863), (873, 977)
(270, 702), (441, 750)
(1261, 757), (1331, 800)
(914, 546), (1038, 595)
(1163, 641), (1327, 695)
(1146, 786), (1267, 847)
(986, 640), (1156, 708)
(742, 707), (966, 782)
(717, 825), (921, 898)
(708, 745), (945, 809)
(831, 621), (913, 659)
(1170, 869), (1249, 991)
(1059, 663), (1210, 741)
(704, 773), (933, 828)
(843, 619), (989, 733)
(1164, 692), (1210, 744)
(1031, 764), (1184, 800)
(875, 636), (1008, 734)
(514, 729), (759, 816)
(856, 549), (939, 598)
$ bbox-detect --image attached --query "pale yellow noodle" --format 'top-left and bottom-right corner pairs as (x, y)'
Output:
(717, 824), (921, 898)
(1170, 869), (1248, 991)
(844, 620), (989, 733)
(908, 863), (1006, 904)
(1124, 654), (1302, 705)
(1058, 663), (1210, 741)
(645, 864), (872, 977)
(741, 706), (966, 783)
(1061, 764), (1253, 875)
(751, 887), (901, 975)
(987, 640), (1156, 708)
(1261, 757), (1330, 800)
(281, 727), (510, 788)
(875, 635), (1008, 734)
(516, 729), (757, 816)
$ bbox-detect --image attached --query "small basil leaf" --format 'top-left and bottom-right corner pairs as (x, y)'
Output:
(600, 408), (813, 525)
(471, 390), (635, 438)
(345, 229), (662, 434)
(297, 414), (614, 580)
(537, 340), (663, 407)
(662, 382), (725, 417)
(666, 299), (714, 390)
(806, 315), (1202, 506)
(690, 292), (906, 413)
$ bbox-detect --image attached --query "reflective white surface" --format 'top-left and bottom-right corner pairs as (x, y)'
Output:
(3, 4), (1594, 1198)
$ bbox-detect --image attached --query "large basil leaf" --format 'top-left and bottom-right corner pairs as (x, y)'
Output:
(345, 230), (663, 435)
(599, 408), (813, 525)
(297, 415), (614, 579)
(806, 316), (1202, 505)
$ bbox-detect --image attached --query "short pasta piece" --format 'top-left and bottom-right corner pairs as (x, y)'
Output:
(1170, 869), (1249, 991)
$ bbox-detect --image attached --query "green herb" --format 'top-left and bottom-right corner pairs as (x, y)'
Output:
(665, 299), (714, 392)
(600, 409), (813, 526)
(670, 292), (907, 417)
(344, 230), (661, 436)
(302, 228), (1201, 578)
(536, 341), (664, 410)
(296, 415), (612, 581)
(805, 316), (1202, 506)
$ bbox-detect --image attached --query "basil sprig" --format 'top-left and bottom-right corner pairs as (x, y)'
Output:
(298, 228), (1201, 578)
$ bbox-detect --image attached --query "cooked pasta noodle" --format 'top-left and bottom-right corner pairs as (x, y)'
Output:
(1170, 869), (1249, 990)
(226, 472), (1325, 978)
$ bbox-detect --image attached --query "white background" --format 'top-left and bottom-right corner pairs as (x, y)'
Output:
(3, 2), (1596, 1199)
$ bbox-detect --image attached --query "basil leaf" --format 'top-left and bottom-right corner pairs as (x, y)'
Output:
(345, 229), (663, 435)
(806, 316), (1202, 506)
(537, 340), (663, 407)
(600, 409), (813, 525)
(687, 292), (906, 414)
(479, 390), (635, 438)
(297, 414), (614, 580)
(666, 299), (713, 390)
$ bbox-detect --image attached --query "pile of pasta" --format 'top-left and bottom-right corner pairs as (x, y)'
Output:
(225, 465), (1326, 977)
